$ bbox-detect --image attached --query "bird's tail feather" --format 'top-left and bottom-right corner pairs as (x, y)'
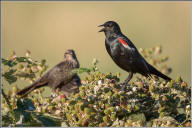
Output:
(17, 81), (47, 97)
(148, 63), (171, 81)
(16, 84), (36, 97)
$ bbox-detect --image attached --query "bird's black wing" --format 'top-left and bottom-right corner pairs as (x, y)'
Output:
(118, 37), (151, 76)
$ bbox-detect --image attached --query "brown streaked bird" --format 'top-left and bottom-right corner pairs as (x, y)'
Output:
(17, 49), (81, 97)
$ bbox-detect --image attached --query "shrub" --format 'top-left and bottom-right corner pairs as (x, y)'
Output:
(1, 46), (191, 127)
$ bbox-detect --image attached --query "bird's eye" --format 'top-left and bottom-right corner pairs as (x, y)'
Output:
(105, 24), (110, 27)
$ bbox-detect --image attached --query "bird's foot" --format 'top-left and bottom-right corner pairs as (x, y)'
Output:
(121, 85), (126, 91)
(119, 82), (128, 91)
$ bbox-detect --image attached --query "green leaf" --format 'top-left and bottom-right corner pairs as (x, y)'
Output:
(2, 69), (17, 84)
(128, 113), (146, 122)
(22, 98), (35, 111)
(16, 99), (23, 109)
(32, 113), (57, 126)
(2, 58), (17, 67)
(16, 57), (30, 63)
(41, 59), (46, 66)
(175, 114), (186, 123)
(13, 109), (22, 122)
(78, 68), (91, 74)
(14, 98), (35, 123)
(2, 115), (14, 127)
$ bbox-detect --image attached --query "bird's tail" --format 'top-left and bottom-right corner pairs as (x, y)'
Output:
(16, 80), (47, 97)
(147, 63), (171, 81)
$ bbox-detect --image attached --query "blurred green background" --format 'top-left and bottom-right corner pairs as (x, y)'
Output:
(2, 1), (191, 87)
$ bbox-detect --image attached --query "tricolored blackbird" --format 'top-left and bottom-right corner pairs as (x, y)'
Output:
(99, 21), (171, 85)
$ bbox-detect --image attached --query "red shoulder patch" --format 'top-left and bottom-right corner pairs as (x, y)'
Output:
(118, 38), (128, 46)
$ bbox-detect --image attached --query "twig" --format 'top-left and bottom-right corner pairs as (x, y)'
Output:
(2, 88), (16, 123)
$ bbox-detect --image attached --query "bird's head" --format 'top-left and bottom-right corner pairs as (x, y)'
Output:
(98, 21), (121, 35)
(64, 49), (80, 68)
(64, 49), (77, 60)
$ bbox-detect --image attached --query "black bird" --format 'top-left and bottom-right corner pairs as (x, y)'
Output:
(98, 21), (171, 85)
(17, 49), (81, 97)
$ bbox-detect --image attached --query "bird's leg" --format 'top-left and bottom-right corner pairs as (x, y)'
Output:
(124, 72), (133, 85)
(121, 72), (133, 90)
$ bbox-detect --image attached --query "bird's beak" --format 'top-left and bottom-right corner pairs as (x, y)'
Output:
(98, 24), (104, 27)
(98, 24), (105, 32)
(98, 28), (105, 32)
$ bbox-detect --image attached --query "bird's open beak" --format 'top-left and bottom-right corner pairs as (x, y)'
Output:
(98, 24), (104, 27)
(98, 24), (105, 32)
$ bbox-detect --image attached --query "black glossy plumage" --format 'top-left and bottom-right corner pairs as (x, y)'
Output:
(99, 21), (171, 84)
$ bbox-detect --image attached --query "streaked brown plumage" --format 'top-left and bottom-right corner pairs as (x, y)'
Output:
(16, 49), (81, 97)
